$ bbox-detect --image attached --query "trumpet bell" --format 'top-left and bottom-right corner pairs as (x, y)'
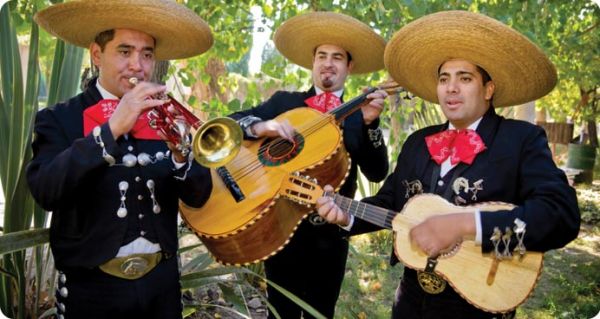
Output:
(192, 117), (243, 168)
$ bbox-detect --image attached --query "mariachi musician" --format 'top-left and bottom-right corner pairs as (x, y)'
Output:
(316, 10), (580, 319)
(229, 12), (390, 319)
(26, 0), (213, 317)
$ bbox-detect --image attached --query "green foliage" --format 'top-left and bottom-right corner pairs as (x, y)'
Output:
(0, 1), (83, 318)
(337, 234), (403, 319)
(178, 231), (327, 319)
(2, 1), (599, 318)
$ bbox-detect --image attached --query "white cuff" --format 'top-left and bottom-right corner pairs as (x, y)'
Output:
(172, 156), (186, 169)
(339, 214), (354, 231)
(474, 209), (482, 245)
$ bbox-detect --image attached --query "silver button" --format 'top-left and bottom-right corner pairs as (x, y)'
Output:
(438, 180), (444, 186)
(135, 176), (141, 182)
(138, 214), (144, 219)
(140, 231), (146, 236)
(59, 287), (68, 298)
(138, 195), (143, 200)
(128, 146), (134, 151)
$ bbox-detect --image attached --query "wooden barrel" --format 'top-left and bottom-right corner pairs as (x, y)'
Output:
(566, 143), (597, 184)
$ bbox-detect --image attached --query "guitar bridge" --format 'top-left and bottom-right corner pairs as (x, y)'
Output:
(216, 167), (245, 202)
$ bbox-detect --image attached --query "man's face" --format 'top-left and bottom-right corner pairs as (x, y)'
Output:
(312, 44), (353, 92)
(436, 59), (495, 129)
(90, 28), (155, 98)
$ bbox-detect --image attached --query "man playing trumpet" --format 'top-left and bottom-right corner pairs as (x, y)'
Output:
(26, 1), (213, 317)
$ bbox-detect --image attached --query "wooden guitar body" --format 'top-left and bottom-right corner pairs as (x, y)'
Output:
(180, 107), (350, 265)
(279, 176), (544, 313)
(392, 194), (543, 313)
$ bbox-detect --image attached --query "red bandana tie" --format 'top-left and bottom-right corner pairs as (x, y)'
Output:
(425, 129), (487, 165)
(304, 92), (342, 113)
(83, 99), (161, 140)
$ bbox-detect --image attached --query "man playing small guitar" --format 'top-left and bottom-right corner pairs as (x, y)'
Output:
(316, 10), (580, 319)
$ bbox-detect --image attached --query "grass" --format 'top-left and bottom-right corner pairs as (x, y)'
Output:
(335, 183), (600, 319)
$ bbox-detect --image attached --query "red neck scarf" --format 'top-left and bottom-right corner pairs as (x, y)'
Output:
(83, 99), (161, 140)
(425, 129), (487, 165)
(304, 92), (341, 113)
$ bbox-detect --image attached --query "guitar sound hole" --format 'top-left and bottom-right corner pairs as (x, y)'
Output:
(268, 139), (295, 159)
(258, 134), (305, 167)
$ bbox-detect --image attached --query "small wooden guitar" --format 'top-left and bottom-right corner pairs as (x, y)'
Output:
(279, 174), (543, 314)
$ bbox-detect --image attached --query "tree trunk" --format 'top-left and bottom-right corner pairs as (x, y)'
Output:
(151, 60), (170, 84)
(587, 119), (598, 148)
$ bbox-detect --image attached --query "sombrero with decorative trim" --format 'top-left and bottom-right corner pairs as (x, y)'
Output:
(273, 12), (385, 74)
(384, 10), (557, 107)
(34, 0), (213, 60)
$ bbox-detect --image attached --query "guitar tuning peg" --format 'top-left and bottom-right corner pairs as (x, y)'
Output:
(292, 171), (300, 176)
(311, 178), (318, 183)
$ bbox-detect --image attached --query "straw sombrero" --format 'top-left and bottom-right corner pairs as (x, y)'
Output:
(34, 0), (213, 60)
(384, 10), (557, 107)
(274, 12), (385, 74)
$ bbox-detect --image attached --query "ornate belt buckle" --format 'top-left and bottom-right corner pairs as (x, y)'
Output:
(417, 270), (446, 294)
(120, 256), (149, 277)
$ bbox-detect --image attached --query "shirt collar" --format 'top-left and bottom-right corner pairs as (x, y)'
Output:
(315, 86), (344, 98)
(449, 117), (483, 131)
(96, 80), (119, 100)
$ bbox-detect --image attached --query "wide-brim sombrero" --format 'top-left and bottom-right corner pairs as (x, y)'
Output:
(274, 12), (385, 74)
(34, 0), (213, 60)
(384, 10), (557, 107)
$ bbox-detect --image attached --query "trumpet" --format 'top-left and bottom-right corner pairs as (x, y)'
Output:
(129, 77), (242, 168)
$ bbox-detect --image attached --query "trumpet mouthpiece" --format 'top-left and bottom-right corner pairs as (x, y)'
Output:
(129, 77), (139, 86)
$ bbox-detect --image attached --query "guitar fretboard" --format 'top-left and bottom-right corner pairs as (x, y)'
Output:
(329, 87), (377, 122)
(331, 193), (395, 229)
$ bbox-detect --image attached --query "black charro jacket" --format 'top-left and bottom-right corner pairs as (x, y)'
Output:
(26, 79), (212, 269)
(353, 107), (580, 254)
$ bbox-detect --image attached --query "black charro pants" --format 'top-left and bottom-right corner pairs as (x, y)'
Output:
(55, 256), (182, 319)
(393, 268), (516, 319)
(265, 220), (349, 319)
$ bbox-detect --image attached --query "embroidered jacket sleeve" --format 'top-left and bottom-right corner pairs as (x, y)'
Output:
(26, 100), (211, 211)
(345, 114), (389, 182)
(229, 91), (296, 139)
(27, 105), (121, 211)
(479, 123), (580, 253)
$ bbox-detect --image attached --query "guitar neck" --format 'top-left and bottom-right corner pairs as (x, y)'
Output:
(329, 87), (377, 122)
(330, 193), (395, 229)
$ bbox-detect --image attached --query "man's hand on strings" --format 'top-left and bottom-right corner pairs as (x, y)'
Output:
(316, 185), (351, 227)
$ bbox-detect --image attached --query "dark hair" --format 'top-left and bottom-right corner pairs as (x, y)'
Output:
(312, 46), (353, 66)
(476, 65), (492, 85)
(476, 65), (494, 107)
(436, 62), (492, 85)
(94, 29), (115, 51)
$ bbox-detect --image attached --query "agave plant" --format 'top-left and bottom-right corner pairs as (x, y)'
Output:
(177, 227), (326, 319)
(0, 2), (83, 318)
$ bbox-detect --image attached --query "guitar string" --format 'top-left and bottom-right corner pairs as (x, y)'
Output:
(331, 194), (449, 230)
(231, 114), (336, 180)
(227, 92), (372, 181)
(331, 195), (480, 260)
(333, 194), (395, 229)
(230, 101), (363, 181)
(231, 98), (363, 179)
